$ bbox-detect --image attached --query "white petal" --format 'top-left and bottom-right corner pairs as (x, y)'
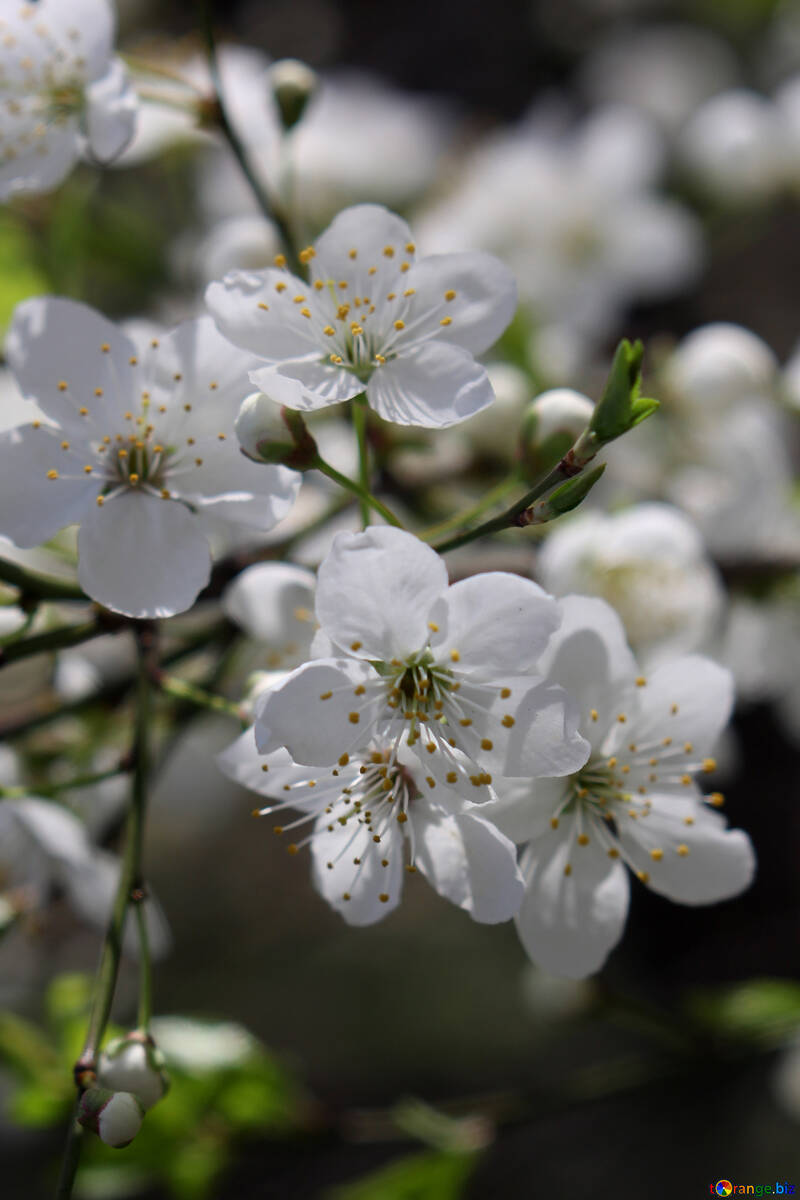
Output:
(32, 0), (116, 80)
(0, 119), (78, 198)
(223, 562), (316, 647)
(515, 812), (630, 978)
(429, 573), (560, 677)
(316, 526), (448, 661)
(367, 341), (494, 428)
(0, 425), (96, 546)
(77, 491), (211, 617)
(629, 655), (734, 756)
(618, 793), (755, 904)
(398, 252), (517, 355)
(6, 797), (94, 870)
(310, 804), (404, 925)
(501, 680), (591, 778)
(151, 316), (258, 427)
(489, 777), (568, 844)
(252, 359), (363, 407)
(6, 297), (140, 430)
(414, 805), (524, 923)
(216, 727), (297, 798)
(311, 204), (416, 298)
(84, 59), (138, 161)
(205, 268), (322, 362)
(254, 658), (384, 764)
(171, 447), (300, 531)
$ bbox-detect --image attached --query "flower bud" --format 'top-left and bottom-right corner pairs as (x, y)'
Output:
(518, 388), (594, 479)
(269, 59), (318, 132)
(666, 323), (776, 407)
(235, 393), (318, 469)
(97, 1033), (169, 1111)
(78, 1088), (144, 1148)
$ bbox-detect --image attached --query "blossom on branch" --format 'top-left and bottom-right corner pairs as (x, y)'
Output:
(205, 204), (517, 428)
(0, 298), (300, 617)
(0, 0), (137, 198)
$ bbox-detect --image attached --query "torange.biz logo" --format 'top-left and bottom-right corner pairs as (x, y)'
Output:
(710, 1184), (795, 1196)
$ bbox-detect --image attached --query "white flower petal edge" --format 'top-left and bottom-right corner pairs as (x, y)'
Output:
(0, 298), (301, 617)
(205, 203), (517, 429)
(222, 562), (317, 659)
(493, 594), (755, 978)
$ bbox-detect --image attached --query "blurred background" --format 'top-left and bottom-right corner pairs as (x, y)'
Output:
(2, 0), (800, 1196)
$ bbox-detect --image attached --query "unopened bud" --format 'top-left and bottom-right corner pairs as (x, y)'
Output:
(236, 393), (317, 468)
(78, 1088), (144, 1148)
(97, 1033), (169, 1111)
(269, 59), (318, 132)
(519, 388), (594, 478)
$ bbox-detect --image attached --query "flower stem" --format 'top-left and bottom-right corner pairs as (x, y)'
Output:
(352, 395), (372, 529)
(156, 673), (247, 723)
(55, 1118), (84, 1200)
(0, 620), (107, 669)
(0, 764), (127, 800)
(134, 901), (153, 1031)
(57, 625), (156, 1198)
(198, 0), (300, 273)
(433, 431), (597, 554)
(419, 474), (521, 541)
(313, 453), (404, 529)
(0, 557), (85, 602)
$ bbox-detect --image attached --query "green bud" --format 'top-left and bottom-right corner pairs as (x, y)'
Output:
(517, 463), (606, 527)
(78, 1088), (144, 1148)
(518, 388), (595, 480)
(269, 59), (318, 132)
(589, 339), (659, 444)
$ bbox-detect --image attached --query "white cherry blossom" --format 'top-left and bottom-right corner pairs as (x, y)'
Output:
(206, 204), (517, 428)
(0, 298), (300, 618)
(0, 0), (137, 198)
(254, 527), (590, 794)
(218, 726), (524, 927)
(223, 561), (317, 671)
(492, 596), (755, 979)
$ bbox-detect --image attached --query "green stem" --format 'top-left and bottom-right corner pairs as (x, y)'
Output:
(157, 673), (247, 723)
(433, 433), (597, 555)
(55, 1117), (84, 1200)
(419, 474), (521, 542)
(198, 0), (300, 273)
(351, 396), (371, 529)
(134, 902), (152, 1031)
(0, 765), (126, 801)
(313, 454), (404, 529)
(0, 620), (106, 668)
(0, 557), (85, 602)
(59, 628), (156, 1197)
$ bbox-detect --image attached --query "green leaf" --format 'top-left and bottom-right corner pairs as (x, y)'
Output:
(688, 978), (800, 1044)
(542, 463), (607, 518)
(327, 1150), (478, 1200)
(589, 339), (656, 444)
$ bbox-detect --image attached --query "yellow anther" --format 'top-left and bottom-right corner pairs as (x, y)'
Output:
(617, 713), (627, 724)
(650, 848), (663, 862)
(78, 407), (89, 417)
(46, 469), (58, 479)
(275, 282), (287, 293)
(403, 288), (416, 297)
(607, 756), (617, 769)
(400, 261), (410, 272)
(663, 737), (672, 746)
(590, 708), (598, 721)
(274, 254), (287, 268)
(607, 847), (620, 858)
(101, 343), (110, 352)
(426, 742), (436, 753)
(393, 319), (405, 331)
(323, 325), (336, 336)
(299, 245), (316, 263)
(348, 712), (360, 724)
(445, 772), (458, 784)
(258, 301), (269, 310)
(549, 816), (559, 830)
(60, 440), (70, 450)
(300, 308), (311, 318)
(440, 315), (453, 327)
(427, 621), (439, 632)
(636, 676), (647, 687)
(374, 354), (386, 365)
(450, 649), (460, 662)
(480, 738), (493, 751)
(637, 870), (650, 883)
(58, 380), (68, 391)
(500, 687), (511, 699)
(128, 356), (137, 366)
(96, 495), (104, 506)
(314, 280), (324, 290)
(684, 816), (695, 825)
(564, 864), (572, 877)
(383, 245), (395, 257)
(501, 714), (515, 728)
(83, 465), (92, 473)
(319, 691), (332, 700)
(677, 844), (689, 856)
(459, 718), (472, 727)
(330, 354), (344, 364)
(406, 242), (416, 253)
(621, 765), (630, 775)
(160, 488), (171, 499)
(709, 792), (725, 807)
(349, 248), (357, 259)
(293, 294), (306, 304)
(386, 292), (396, 301)
(129, 473), (139, 484)
(671, 703), (679, 714)
(378, 892), (390, 903)
(577, 787), (589, 799)
(577, 833), (590, 846)
(680, 774), (691, 786)
(350, 323), (363, 335)
(337, 304), (350, 319)
(702, 758), (717, 773)
(342, 891), (351, 901)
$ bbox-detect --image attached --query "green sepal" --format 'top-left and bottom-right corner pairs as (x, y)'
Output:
(542, 462), (607, 518)
(589, 339), (657, 443)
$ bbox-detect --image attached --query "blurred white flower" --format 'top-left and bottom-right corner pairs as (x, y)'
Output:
(223, 561), (317, 670)
(664, 322), (777, 416)
(679, 89), (789, 203)
(0, 0), (136, 197)
(538, 503), (724, 666)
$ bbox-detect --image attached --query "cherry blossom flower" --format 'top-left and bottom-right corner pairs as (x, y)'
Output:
(0, 0), (137, 198)
(218, 726), (524, 926)
(0, 298), (300, 618)
(254, 527), (590, 792)
(492, 595), (755, 978)
(223, 562), (317, 671)
(205, 204), (517, 428)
